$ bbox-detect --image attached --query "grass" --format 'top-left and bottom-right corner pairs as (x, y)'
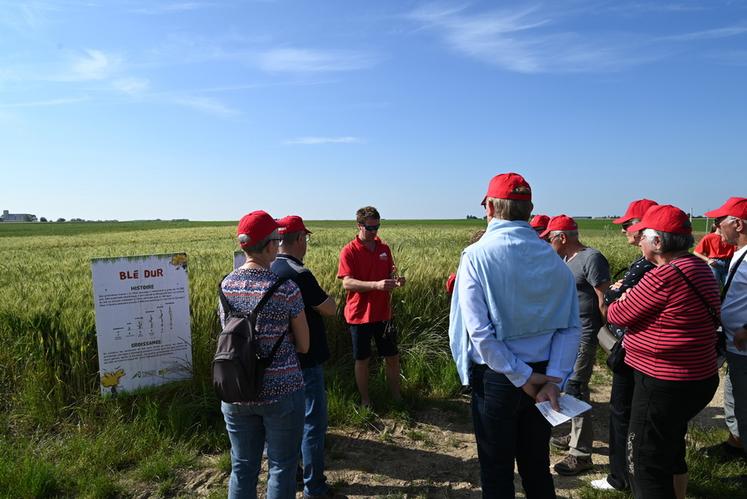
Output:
(0, 218), (737, 496)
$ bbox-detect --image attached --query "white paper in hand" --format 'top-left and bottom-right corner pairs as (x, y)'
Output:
(535, 394), (592, 426)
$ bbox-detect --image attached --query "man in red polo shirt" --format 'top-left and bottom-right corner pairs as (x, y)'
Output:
(338, 206), (406, 407)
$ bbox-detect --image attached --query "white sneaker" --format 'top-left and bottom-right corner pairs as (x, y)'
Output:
(590, 478), (616, 490)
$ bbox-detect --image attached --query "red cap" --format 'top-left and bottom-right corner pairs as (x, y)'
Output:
(529, 214), (550, 230)
(704, 197), (747, 220)
(481, 172), (531, 205)
(237, 211), (280, 248)
(539, 215), (577, 239)
(613, 199), (658, 225)
(445, 273), (456, 295)
(277, 215), (312, 235)
(628, 204), (692, 235)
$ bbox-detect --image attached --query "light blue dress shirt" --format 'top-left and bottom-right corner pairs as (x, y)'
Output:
(723, 244), (747, 356)
(449, 218), (581, 387)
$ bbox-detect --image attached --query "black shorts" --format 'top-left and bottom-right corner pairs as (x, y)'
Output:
(349, 321), (398, 360)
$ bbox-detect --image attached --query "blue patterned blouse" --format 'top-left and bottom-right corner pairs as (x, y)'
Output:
(220, 267), (304, 405)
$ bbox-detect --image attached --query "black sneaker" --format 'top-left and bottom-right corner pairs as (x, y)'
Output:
(303, 488), (348, 499)
(550, 434), (571, 451)
(554, 455), (593, 476)
(703, 441), (747, 462)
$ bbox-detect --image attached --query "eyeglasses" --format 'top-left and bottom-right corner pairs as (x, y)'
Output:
(621, 222), (634, 232)
(304, 234), (311, 242)
(360, 223), (380, 232)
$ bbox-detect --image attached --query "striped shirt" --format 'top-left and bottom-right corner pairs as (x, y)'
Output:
(220, 268), (305, 405)
(608, 254), (720, 381)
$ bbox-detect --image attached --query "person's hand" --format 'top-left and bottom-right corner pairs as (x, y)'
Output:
(610, 279), (624, 291)
(536, 382), (562, 411)
(708, 258), (717, 267)
(734, 327), (747, 351)
(376, 279), (397, 291)
(395, 275), (406, 287)
(617, 288), (631, 302)
(521, 373), (561, 400)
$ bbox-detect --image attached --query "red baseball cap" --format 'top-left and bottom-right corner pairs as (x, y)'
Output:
(530, 214), (550, 230)
(237, 210), (280, 248)
(481, 172), (532, 205)
(704, 197), (747, 220)
(277, 215), (312, 235)
(613, 199), (658, 225)
(539, 215), (577, 239)
(627, 204), (692, 235)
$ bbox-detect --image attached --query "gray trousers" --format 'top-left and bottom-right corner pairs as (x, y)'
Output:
(727, 352), (747, 454)
(725, 365), (740, 438)
(565, 328), (597, 458)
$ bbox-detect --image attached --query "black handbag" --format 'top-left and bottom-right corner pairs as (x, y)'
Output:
(606, 335), (628, 373)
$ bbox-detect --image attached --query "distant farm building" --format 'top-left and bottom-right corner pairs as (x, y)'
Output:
(1, 210), (37, 222)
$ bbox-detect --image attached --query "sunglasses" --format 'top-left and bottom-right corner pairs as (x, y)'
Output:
(360, 223), (380, 232)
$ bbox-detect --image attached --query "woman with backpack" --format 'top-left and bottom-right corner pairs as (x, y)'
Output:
(219, 210), (310, 499)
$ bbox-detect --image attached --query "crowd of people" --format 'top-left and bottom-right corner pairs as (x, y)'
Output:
(216, 173), (747, 499)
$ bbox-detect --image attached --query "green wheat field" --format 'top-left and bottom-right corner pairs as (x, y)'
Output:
(1, 219), (743, 498)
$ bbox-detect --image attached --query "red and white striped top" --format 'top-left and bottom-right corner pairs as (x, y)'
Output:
(608, 255), (720, 381)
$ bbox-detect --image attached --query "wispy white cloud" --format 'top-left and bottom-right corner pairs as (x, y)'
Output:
(257, 48), (377, 73)
(660, 25), (747, 42)
(0, 96), (89, 109)
(407, 3), (747, 73)
(171, 95), (240, 116)
(67, 49), (122, 81)
(284, 136), (363, 145)
(408, 4), (655, 73)
(112, 77), (150, 95)
(130, 2), (216, 15)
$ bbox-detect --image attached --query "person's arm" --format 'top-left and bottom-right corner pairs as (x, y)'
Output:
(458, 255), (533, 387)
(342, 276), (397, 292)
(608, 271), (666, 328)
(595, 282), (611, 322)
(290, 311), (310, 353)
(314, 297), (337, 316)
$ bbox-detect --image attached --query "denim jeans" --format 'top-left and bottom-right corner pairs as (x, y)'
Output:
(711, 258), (730, 287)
(222, 390), (305, 499)
(301, 365), (329, 496)
(727, 352), (747, 454)
(469, 363), (556, 499)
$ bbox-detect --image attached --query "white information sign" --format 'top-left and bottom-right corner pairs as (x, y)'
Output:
(91, 253), (192, 395)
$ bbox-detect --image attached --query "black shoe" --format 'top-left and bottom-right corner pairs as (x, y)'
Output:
(303, 487), (348, 499)
(554, 455), (593, 476)
(703, 441), (747, 462)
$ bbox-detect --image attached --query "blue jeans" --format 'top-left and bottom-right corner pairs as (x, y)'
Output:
(711, 258), (730, 286)
(301, 366), (329, 496)
(221, 390), (305, 499)
(469, 363), (556, 499)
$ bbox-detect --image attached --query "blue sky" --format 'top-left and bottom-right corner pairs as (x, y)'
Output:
(1, 0), (746, 221)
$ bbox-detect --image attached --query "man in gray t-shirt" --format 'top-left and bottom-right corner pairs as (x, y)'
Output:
(541, 215), (611, 475)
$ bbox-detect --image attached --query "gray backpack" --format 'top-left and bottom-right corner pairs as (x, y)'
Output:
(213, 277), (288, 403)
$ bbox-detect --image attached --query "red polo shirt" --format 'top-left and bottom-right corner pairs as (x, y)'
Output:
(695, 233), (735, 259)
(337, 236), (394, 324)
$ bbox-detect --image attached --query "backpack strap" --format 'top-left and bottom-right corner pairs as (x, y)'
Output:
(669, 259), (720, 328)
(250, 277), (291, 362)
(217, 273), (234, 316)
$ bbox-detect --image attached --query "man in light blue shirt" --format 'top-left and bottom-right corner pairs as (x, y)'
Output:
(706, 197), (747, 461)
(449, 172), (581, 499)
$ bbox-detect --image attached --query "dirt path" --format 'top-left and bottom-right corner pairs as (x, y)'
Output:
(181, 366), (728, 498)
